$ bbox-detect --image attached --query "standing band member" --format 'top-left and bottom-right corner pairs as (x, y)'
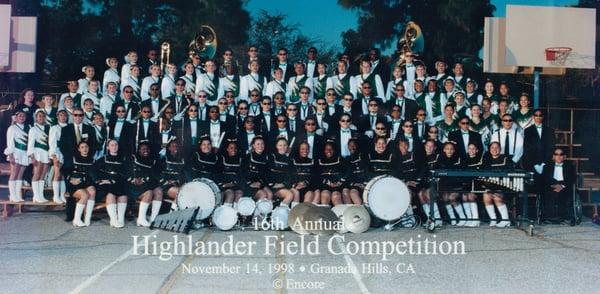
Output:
(5, 110), (30, 202)
(28, 109), (51, 203)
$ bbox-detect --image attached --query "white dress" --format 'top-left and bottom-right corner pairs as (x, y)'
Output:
(5, 123), (30, 165)
(27, 123), (50, 164)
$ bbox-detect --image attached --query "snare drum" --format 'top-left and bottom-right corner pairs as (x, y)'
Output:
(256, 199), (273, 215)
(363, 175), (410, 222)
(271, 206), (290, 230)
(237, 197), (256, 216)
(212, 206), (238, 230)
(177, 178), (222, 220)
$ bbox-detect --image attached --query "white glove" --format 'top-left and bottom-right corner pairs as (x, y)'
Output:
(365, 130), (374, 138)
(316, 129), (323, 136)
(159, 148), (166, 158)
(322, 122), (329, 132)
(173, 112), (183, 121)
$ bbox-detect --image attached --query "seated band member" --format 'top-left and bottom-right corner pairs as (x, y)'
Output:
(242, 136), (270, 200)
(462, 143), (483, 227)
(95, 139), (128, 228)
(342, 139), (367, 205)
(158, 139), (186, 211)
(292, 142), (316, 204)
(267, 138), (295, 208)
(64, 141), (96, 227)
(541, 147), (576, 225)
(219, 141), (244, 207)
(436, 142), (466, 226)
(127, 142), (162, 227)
(190, 137), (219, 181)
(393, 140), (420, 201)
(482, 142), (514, 228)
(418, 139), (442, 227)
(317, 142), (346, 207)
(368, 136), (393, 177)
(28, 109), (51, 203)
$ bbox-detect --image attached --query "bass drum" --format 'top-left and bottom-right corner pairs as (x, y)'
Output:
(177, 178), (222, 220)
(237, 197), (256, 216)
(212, 206), (238, 231)
(363, 175), (410, 222)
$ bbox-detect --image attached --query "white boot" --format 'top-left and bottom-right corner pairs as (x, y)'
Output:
(116, 202), (127, 228)
(106, 203), (118, 227)
(14, 180), (24, 202)
(463, 202), (473, 227)
(32, 181), (48, 203)
(171, 201), (178, 211)
(137, 202), (151, 227)
(150, 200), (162, 222)
(433, 203), (443, 227)
(59, 181), (67, 203)
(8, 180), (19, 202)
(73, 203), (86, 227)
(485, 205), (497, 226)
(52, 181), (64, 204)
(422, 204), (431, 218)
(224, 202), (233, 207)
(39, 181), (48, 202)
(84, 200), (95, 226)
(496, 204), (511, 228)
(470, 203), (480, 227)
(454, 204), (467, 226)
(445, 204), (457, 225)
(291, 201), (299, 208)
(232, 201), (238, 210)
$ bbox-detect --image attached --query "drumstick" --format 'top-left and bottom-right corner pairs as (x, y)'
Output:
(217, 131), (226, 149)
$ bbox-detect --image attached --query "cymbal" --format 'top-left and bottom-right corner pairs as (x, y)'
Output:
(342, 205), (371, 234)
(304, 206), (338, 235)
(288, 203), (315, 235)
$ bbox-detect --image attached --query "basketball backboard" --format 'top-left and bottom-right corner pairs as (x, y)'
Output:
(505, 5), (596, 69)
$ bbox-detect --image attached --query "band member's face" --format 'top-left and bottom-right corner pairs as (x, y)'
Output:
(226, 143), (237, 156)
(369, 50), (378, 61)
(466, 83), (475, 93)
(200, 140), (212, 153)
(57, 112), (68, 124)
(395, 87), (405, 97)
(43, 95), (54, 106)
(164, 108), (174, 119)
(360, 61), (371, 74)
(129, 52), (138, 63)
(150, 86), (160, 97)
(436, 62), (446, 73)
(361, 84), (372, 96)
(375, 139), (386, 153)
(375, 123), (387, 136)
(444, 81), (454, 92)
(553, 149), (565, 163)
(305, 120), (316, 132)
(337, 62), (347, 74)
(168, 64), (177, 75)
(533, 111), (544, 124)
(414, 82), (424, 93)
(141, 107), (152, 119)
(324, 145), (334, 158)
(218, 99), (227, 111)
(368, 102), (378, 114)
(274, 95), (284, 105)
(485, 82), (494, 93)
(317, 64), (326, 75)
(393, 67), (402, 79)
(248, 47), (258, 58)
(109, 59), (118, 68)
(427, 81), (437, 92)
(453, 64), (463, 76)
(416, 66), (425, 76)
(225, 94), (235, 104)
(250, 62), (259, 73)
(139, 145), (150, 157)
(252, 139), (265, 153)
(307, 49), (316, 59)
(73, 110), (84, 124)
(244, 119), (254, 130)
(501, 116), (513, 129)
(64, 98), (74, 108)
(519, 96), (529, 108)
(294, 64), (305, 76)
(482, 100), (491, 111)
(342, 95), (353, 107)
(197, 92), (207, 104)
(192, 56), (201, 65)
(67, 82), (78, 93)
(83, 100), (94, 112)
(85, 67), (95, 78)
(88, 81), (99, 92)
(131, 66), (140, 77)
(402, 122), (412, 134)
(151, 66), (160, 76)
(188, 107), (198, 118)
(274, 69), (283, 80)
(168, 142), (178, 154)
(499, 84), (509, 96)
(277, 50), (287, 62)
(390, 107), (401, 119)
(398, 141), (408, 154)
(416, 110), (426, 121)
(403, 52), (414, 63)
(444, 106), (454, 117)
(238, 104), (248, 115)
(79, 143), (89, 156)
(348, 141), (357, 154)
(425, 141), (435, 154)
(286, 106), (297, 117)
(185, 64), (194, 74)
(261, 99), (271, 112)
(276, 140), (288, 154)
(471, 106), (481, 117)
(123, 88), (134, 100)
(205, 62), (216, 73)
(339, 116), (350, 128)
(468, 144), (478, 157)
(35, 112), (45, 124)
(490, 143), (500, 156)
(299, 144), (309, 158)
(108, 84), (117, 94)
(208, 108), (218, 120)
(428, 127), (438, 139)
(499, 102), (508, 114)
(115, 107), (126, 119)
(455, 95), (465, 105)
(108, 140), (119, 154)
(24, 90), (34, 103)
(223, 51), (233, 61)
(148, 50), (157, 60)
(443, 144), (455, 157)
(326, 91), (336, 104)
(276, 117), (286, 128)
(316, 99), (326, 111)
(93, 115), (104, 126)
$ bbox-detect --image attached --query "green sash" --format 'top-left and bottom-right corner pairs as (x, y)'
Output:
(224, 75), (240, 97)
(334, 74), (351, 96)
(289, 76), (308, 103)
(205, 74), (220, 102)
(414, 92), (427, 109)
(314, 76), (328, 99)
(357, 73), (378, 99)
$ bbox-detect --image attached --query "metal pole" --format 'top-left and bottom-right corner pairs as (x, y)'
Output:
(533, 70), (541, 109)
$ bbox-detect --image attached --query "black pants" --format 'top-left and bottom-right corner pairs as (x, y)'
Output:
(542, 190), (573, 221)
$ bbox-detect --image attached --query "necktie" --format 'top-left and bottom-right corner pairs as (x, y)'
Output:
(504, 131), (510, 155)
(75, 124), (82, 144)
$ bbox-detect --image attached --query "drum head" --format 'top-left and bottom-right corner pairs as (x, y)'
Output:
(177, 180), (217, 220)
(271, 206), (290, 230)
(237, 197), (256, 216)
(256, 199), (273, 215)
(196, 178), (223, 205)
(363, 176), (410, 221)
(213, 206), (238, 231)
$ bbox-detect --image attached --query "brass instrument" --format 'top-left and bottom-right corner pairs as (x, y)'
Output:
(188, 25), (218, 61)
(395, 21), (425, 67)
(160, 42), (171, 75)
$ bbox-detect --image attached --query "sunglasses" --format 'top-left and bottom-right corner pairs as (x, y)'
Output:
(429, 131), (438, 134)
(300, 91), (309, 94)
(344, 98), (353, 101)
(395, 89), (405, 92)
(362, 86), (371, 89)
(142, 110), (151, 113)
(176, 83), (185, 86)
(124, 91), (133, 93)
(150, 88), (159, 91)
(340, 119), (351, 123)
(189, 109), (198, 112)
(224, 53), (232, 56)
(460, 121), (469, 125)
(278, 53), (287, 56)
(249, 49), (257, 52)
(116, 110), (125, 113)
(238, 107), (248, 110)
(274, 97), (284, 100)
(262, 102), (270, 105)
(287, 109), (297, 111)
(376, 127), (386, 130)
(218, 102), (227, 105)
(554, 152), (564, 156)
(502, 119), (513, 122)
(165, 111), (174, 114)
(73, 113), (84, 117)
(277, 120), (286, 123)
(403, 125), (413, 128)
(326, 93), (335, 96)
(417, 113), (426, 116)
(368, 104), (378, 107)
(225, 95), (234, 98)
(198, 95), (207, 98)
(305, 123), (316, 126)
(251, 94), (259, 97)
(317, 103), (326, 105)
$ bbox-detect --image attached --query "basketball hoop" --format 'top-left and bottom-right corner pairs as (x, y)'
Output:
(545, 47), (571, 66)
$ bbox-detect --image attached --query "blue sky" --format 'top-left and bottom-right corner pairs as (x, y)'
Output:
(245, 0), (579, 52)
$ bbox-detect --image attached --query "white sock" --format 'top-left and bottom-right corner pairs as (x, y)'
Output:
(59, 181), (67, 202)
(224, 202), (233, 207)
(52, 181), (61, 202)
(106, 203), (118, 225)
(74, 203), (85, 224)
(445, 204), (456, 223)
(422, 204), (431, 217)
(84, 200), (95, 226)
(498, 204), (510, 222)
(291, 201), (299, 208)
(470, 203), (479, 223)
(31, 181), (39, 200)
(463, 203), (472, 221)
(150, 200), (162, 222)
(485, 205), (497, 223)
(433, 203), (441, 219)
(8, 180), (16, 202)
(15, 180), (23, 201)
(38, 181), (47, 201)
(138, 202), (150, 222)
(117, 203), (127, 226)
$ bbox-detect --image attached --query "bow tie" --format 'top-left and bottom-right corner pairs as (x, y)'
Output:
(307, 132), (315, 137)
(263, 113), (270, 117)
(406, 64), (415, 68)
(116, 118), (124, 123)
(279, 63), (287, 66)
(341, 128), (350, 133)
(190, 118), (197, 121)
(393, 120), (401, 124)
(536, 125), (543, 129)
(142, 119), (150, 123)
(279, 129), (287, 132)
(308, 60), (315, 64)
(405, 134), (412, 139)
(555, 163), (563, 167)
(461, 131), (469, 135)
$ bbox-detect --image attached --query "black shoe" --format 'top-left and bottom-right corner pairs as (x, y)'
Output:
(569, 219), (576, 226)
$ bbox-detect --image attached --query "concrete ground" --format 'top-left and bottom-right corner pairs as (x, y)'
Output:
(0, 210), (599, 294)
